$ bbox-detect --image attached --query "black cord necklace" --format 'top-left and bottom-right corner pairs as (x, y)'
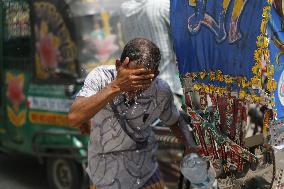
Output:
(123, 94), (135, 107)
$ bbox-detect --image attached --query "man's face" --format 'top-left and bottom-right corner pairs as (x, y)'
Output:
(128, 59), (158, 75)
(122, 59), (158, 98)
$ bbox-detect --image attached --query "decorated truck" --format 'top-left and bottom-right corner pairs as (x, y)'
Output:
(0, 0), (124, 189)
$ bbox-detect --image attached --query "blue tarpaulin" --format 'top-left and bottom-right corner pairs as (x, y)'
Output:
(170, 0), (267, 79)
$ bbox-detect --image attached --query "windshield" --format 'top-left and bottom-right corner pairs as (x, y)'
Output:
(69, 0), (125, 75)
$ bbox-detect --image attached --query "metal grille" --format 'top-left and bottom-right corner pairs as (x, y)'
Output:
(3, 0), (31, 40)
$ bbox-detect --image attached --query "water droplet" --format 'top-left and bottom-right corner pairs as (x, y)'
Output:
(153, 101), (157, 107)
(131, 105), (137, 115)
(136, 150), (140, 153)
(136, 178), (141, 185)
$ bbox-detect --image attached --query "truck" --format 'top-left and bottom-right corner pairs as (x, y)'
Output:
(0, 0), (124, 188)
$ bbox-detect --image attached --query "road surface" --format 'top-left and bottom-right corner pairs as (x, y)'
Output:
(0, 153), (49, 189)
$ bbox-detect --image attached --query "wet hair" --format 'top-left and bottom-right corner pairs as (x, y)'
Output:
(120, 38), (161, 70)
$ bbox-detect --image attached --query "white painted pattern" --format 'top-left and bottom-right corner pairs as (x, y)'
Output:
(27, 96), (73, 113)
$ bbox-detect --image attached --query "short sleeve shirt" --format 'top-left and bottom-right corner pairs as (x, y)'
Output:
(77, 65), (179, 189)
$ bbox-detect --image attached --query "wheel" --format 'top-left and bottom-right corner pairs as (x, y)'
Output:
(46, 158), (84, 189)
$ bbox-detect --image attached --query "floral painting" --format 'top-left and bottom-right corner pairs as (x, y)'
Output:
(35, 21), (61, 79)
(6, 72), (26, 127)
(6, 73), (25, 110)
(36, 21), (61, 70)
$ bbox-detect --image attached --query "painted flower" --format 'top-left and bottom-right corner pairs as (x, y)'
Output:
(84, 34), (119, 62)
(36, 21), (61, 69)
(6, 73), (25, 110)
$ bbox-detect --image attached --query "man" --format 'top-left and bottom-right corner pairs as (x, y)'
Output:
(120, 0), (184, 108)
(68, 38), (197, 189)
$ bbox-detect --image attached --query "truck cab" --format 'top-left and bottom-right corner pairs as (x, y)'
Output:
(0, 0), (124, 189)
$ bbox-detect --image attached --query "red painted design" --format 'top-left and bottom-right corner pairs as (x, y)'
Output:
(36, 29), (60, 69)
(6, 75), (25, 109)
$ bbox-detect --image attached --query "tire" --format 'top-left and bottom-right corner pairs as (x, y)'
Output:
(46, 158), (83, 189)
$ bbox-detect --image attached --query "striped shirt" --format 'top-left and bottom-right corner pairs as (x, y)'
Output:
(120, 0), (183, 96)
(77, 65), (179, 189)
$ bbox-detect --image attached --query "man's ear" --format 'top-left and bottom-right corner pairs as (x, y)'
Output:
(115, 59), (121, 70)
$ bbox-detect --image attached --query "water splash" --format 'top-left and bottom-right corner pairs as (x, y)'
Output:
(130, 97), (139, 115)
(136, 178), (141, 185)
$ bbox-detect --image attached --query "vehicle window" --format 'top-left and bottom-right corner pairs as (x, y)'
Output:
(70, 0), (125, 75)
(32, 1), (77, 81)
(3, 0), (31, 58)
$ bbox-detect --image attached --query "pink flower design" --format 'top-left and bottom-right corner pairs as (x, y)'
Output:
(36, 33), (60, 69)
(6, 75), (25, 109)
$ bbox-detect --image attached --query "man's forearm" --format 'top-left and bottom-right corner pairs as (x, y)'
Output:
(170, 117), (198, 151)
(68, 82), (120, 127)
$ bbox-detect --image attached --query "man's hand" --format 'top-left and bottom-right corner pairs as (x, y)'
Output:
(68, 57), (155, 128)
(111, 57), (155, 93)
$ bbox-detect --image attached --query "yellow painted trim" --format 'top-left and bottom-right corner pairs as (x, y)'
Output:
(7, 106), (26, 127)
(29, 111), (69, 126)
(189, 0), (196, 6)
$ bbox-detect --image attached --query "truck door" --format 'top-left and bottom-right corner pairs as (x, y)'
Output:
(1, 0), (31, 144)
(0, 0), (4, 134)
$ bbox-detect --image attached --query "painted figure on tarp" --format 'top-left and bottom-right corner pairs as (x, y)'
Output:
(188, 0), (248, 43)
(171, 0), (266, 80)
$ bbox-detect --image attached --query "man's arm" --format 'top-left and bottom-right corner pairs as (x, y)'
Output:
(169, 117), (199, 154)
(68, 58), (155, 128)
(159, 85), (198, 154)
(68, 84), (120, 128)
